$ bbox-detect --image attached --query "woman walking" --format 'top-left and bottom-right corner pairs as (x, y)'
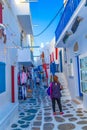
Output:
(50, 75), (63, 115)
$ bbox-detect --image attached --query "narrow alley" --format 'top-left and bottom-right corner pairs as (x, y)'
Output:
(1, 0), (87, 130)
(7, 74), (87, 130)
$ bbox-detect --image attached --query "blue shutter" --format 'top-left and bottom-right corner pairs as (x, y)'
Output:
(0, 62), (6, 93)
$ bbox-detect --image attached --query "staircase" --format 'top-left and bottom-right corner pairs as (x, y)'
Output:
(57, 73), (71, 100)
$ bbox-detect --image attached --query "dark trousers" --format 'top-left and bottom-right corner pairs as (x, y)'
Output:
(52, 98), (62, 112)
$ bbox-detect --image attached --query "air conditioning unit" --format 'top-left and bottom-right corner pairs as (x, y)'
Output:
(71, 16), (83, 33)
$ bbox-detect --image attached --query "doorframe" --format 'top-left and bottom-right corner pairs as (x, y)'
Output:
(11, 66), (15, 102)
(76, 55), (83, 96)
(59, 50), (63, 72)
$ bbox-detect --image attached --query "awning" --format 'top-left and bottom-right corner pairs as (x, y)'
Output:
(17, 15), (33, 35)
(18, 61), (33, 67)
(55, 0), (85, 48)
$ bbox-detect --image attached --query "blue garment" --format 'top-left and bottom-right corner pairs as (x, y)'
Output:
(47, 87), (50, 96)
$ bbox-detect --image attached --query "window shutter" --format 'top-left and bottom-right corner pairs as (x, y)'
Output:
(0, 3), (2, 23)
(55, 48), (58, 60)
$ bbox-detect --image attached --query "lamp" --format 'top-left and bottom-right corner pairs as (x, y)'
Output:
(71, 16), (83, 33)
(63, 31), (72, 44)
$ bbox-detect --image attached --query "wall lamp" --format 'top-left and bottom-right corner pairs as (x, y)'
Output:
(63, 31), (72, 44)
(71, 16), (83, 33)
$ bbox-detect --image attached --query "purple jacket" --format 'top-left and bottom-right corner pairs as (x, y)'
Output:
(50, 82), (61, 99)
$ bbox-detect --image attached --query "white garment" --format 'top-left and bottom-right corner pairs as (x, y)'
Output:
(22, 85), (27, 99)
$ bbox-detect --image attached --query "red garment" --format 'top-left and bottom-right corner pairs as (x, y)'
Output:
(18, 73), (20, 85)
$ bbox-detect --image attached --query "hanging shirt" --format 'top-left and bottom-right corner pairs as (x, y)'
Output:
(21, 72), (27, 85)
(18, 73), (20, 85)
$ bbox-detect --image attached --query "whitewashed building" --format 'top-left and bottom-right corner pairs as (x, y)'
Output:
(39, 37), (64, 82)
(55, 0), (87, 110)
(0, 0), (33, 129)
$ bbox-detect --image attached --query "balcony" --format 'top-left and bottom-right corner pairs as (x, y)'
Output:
(17, 15), (33, 34)
(55, 0), (82, 43)
(8, 0), (33, 35)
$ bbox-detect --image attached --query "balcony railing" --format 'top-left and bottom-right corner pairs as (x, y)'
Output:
(55, 0), (81, 42)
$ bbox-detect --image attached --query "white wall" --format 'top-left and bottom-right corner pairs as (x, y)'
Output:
(9, 0), (30, 16)
(63, 5), (87, 99)
(66, 41), (87, 98)
(18, 48), (31, 62)
(54, 1), (87, 101)
(0, 0), (33, 127)
(0, 0), (20, 106)
(17, 33), (32, 62)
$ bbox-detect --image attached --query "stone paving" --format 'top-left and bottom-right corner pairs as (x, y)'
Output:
(6, 84), (87, 130)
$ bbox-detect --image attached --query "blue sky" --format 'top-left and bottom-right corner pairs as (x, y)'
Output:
(30, 0), (64, 56)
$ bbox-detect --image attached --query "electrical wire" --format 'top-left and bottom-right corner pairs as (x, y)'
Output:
(33, 3), (65, 37)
